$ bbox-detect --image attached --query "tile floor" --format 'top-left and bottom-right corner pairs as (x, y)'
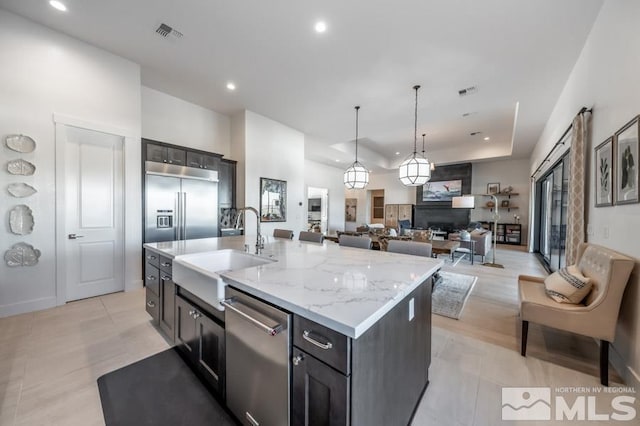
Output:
(0, 247), (637, 425)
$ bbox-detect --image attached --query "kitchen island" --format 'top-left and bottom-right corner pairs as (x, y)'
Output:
(144, 235), (442, 426)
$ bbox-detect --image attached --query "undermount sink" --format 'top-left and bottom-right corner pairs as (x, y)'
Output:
(173, 249), (276, 310)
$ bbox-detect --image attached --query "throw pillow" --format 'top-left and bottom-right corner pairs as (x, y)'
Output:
(544, 265), (592, 304)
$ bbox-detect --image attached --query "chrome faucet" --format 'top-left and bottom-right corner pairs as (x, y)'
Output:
(235, 207), (263, 254)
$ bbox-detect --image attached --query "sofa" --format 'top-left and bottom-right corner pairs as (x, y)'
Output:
(448, 229), (493, 262)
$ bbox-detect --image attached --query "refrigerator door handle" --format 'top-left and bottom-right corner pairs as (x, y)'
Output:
(175, 191), (181, 240)
(182, 192), (187, 240)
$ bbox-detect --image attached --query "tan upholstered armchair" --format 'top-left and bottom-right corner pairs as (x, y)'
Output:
(518, 242), (634, 386)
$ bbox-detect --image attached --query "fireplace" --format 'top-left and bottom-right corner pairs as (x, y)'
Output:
(412, 162), (472, 232)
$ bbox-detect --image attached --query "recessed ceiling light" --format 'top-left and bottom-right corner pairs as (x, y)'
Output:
(226, 82), (236, 91)
(335, 159), (340, 162)
(49, 0), (67, 11)
(395, 152), (400, 155)
(484, 137), (490, 141)
(314, 21), (327, 33)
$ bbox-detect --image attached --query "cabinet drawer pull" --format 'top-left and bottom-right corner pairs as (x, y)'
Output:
(303, 330), (333, 350)
(161, 275), (171, 281)
(147, 301), (156, 308)
(147, 255), (157, 260)
(146, 275), (156, 281)
(161, 262), (171, 267)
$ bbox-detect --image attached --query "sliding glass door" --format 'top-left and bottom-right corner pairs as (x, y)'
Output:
(540, 175), (552, 262)
(535, 153), (570, 272)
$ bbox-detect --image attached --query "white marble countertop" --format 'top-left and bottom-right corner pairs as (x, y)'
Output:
(144, 236), (442, 339)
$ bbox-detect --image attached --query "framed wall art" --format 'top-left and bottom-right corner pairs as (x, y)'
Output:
(260, 177), (287, 222)
(487, 182), (500, 195)
(594, 137), (613, 207)
(614, 116), (639, 205)
(422, 179), (462, 201)
(345, 198), (357, 222)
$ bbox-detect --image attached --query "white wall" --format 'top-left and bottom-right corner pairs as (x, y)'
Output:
(530, 0), (640, 386)
(471, 159), (530, 245)
(0, 10), (142, 316)
(237, 110), (306, 237)
(369, 172), (416, 205)
(230, 111), (246, 207)
(304, 160), (345, 233)
(141, 86), (230, 156)
(345, 171), (416, 230)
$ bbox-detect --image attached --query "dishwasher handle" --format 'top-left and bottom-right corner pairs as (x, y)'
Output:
(222, 298), (283, 336)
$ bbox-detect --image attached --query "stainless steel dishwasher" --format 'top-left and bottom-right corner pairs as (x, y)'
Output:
(223, 286), (291, 426)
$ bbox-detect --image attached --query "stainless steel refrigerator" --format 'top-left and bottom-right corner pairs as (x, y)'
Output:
(144, 161), (219, 243)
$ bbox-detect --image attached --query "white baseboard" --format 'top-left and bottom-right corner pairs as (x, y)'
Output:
(610, 344), (640, 389)
(0, 296), (57, 318)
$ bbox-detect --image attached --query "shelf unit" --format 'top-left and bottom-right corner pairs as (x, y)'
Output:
(482, 192), (520, 213)
(480, 222), (522, 245)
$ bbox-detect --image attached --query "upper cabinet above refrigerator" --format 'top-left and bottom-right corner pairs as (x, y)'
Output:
(186, 151), (219, 170)
(146, 143), (187, 166)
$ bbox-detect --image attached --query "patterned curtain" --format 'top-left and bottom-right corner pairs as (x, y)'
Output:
(565, 113), (587, 265)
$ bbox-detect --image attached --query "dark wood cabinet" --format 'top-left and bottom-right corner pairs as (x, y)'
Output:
(145, 250), (175, 342)
(145, 290), (159, 324)
(146, 143), (186, 166)
(175, 295), (225, 396)
(292, 347), (350, 426)
(159, 275), (176, 342)
(197, 313), (225, 395)
(176, 296), (198, 357)
(146, 143), (166, 163)
(187, 152), (220, 170)
(218, 159), (236, 208)
(144, 261), (160, 297)
(290, 277), (431, 426)
(167, 147), (186, 165)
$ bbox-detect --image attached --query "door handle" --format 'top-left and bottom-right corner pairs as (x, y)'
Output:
(221, 298), (283, 336)
(68, 234), (85, 239)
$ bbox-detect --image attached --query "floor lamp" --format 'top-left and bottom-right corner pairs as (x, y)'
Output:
(451, 194), (504, 269)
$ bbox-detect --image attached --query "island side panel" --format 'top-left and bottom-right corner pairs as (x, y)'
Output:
(350, 277), (431, 426)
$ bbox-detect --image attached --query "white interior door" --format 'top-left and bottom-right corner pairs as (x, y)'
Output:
(61, 125), (124, 301)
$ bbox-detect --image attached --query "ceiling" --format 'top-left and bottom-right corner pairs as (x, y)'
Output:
(0, 0), (603, 171)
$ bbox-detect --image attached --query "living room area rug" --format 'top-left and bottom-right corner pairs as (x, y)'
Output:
(432, 271), (477, 319)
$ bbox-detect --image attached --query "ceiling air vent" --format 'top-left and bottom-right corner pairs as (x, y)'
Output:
(155, 23), (183, 39)
(458, 86), (478, 97)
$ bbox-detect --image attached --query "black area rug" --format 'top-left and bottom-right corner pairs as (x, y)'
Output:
(98, 348), (237, 426)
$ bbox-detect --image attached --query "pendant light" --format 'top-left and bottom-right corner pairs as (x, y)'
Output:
(399, 85), (431, 186)
(422, 133), (436, 171)
(343, 106), (369, 189)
